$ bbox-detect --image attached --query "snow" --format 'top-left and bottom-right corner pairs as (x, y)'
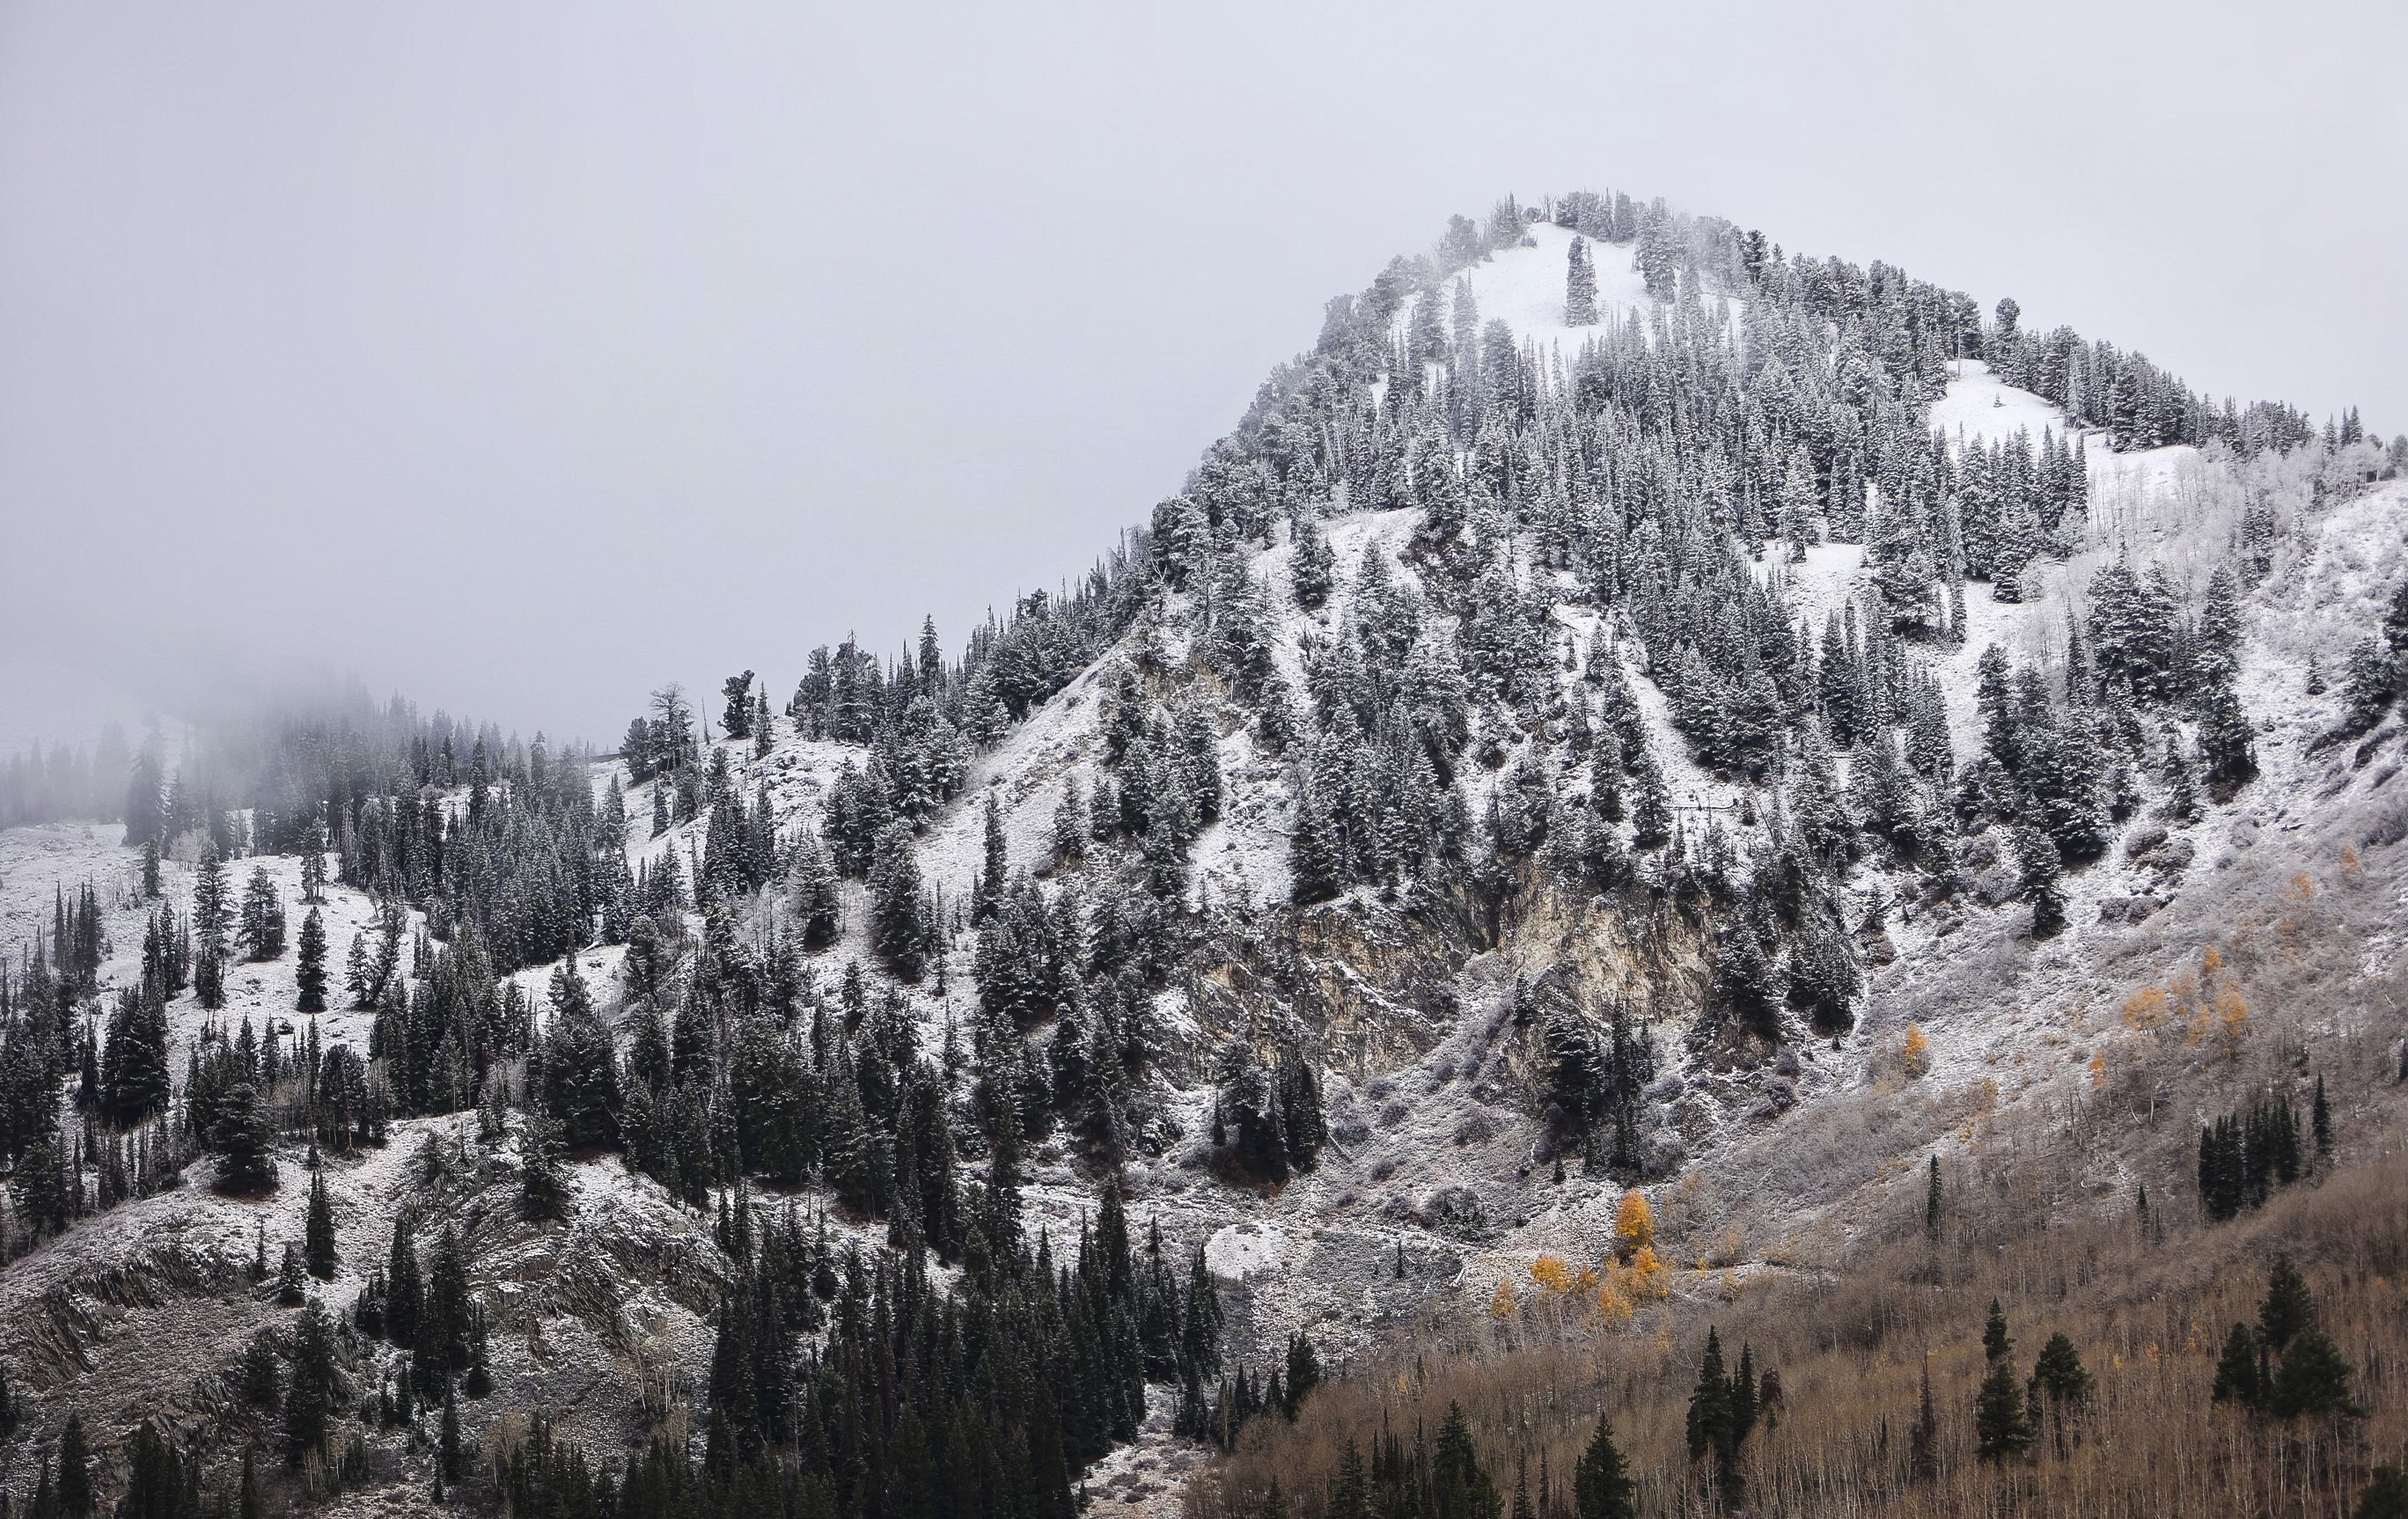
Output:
(1762, 539), (1868, 635)
(1203, 1221), (1285, 1281)
(1927, 359), (2068, 446)
(1903, 363), (2238, 763)
(1846, 473), (2408, 1116)
(1927, 359), (2213, 560)
(1449, 222), (1660, 355)
(9, 223), (2408, 1516)
(0, 821), (400, 1070)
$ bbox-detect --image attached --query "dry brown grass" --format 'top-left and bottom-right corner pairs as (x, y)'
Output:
(1193, 1154), (2408, 1518)
(1184, 824), (2408, 1517)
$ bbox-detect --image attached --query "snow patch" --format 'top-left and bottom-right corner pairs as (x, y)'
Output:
(1205, 1221), (1287, 1281)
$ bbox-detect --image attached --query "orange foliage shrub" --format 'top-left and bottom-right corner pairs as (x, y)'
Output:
(2121, 986), (2169, 1031)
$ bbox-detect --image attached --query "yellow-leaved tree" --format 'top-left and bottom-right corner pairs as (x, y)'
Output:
(1622, 1245), (1668, 1299)
(1596, 1245), (1669, 1325)
(1489, 1277), (1517, 1317)
(1903, 1022), (1931, 1078)
(1529, 1254), (1576, 1295)
(1613, 1191), (1654, 1262)
(2122, 985), (2169, 1031)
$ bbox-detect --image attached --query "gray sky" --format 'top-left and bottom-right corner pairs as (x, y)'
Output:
(3, 0), (2402, 748)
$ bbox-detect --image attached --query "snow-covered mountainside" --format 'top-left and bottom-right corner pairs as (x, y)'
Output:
(4, 190), (2406, 1519)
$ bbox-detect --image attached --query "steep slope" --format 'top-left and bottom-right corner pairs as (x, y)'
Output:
(4, 190), (2405, 1519)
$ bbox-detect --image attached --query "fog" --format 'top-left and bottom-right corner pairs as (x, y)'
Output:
(2, 0), (2401, 748)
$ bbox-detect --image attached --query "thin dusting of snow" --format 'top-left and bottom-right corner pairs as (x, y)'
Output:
(0, 822), (403, 1068)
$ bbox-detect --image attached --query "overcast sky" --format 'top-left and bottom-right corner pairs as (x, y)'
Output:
(3, 0), (2402, 748)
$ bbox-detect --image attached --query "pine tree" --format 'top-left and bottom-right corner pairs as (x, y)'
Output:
(415, 1224), (472, 1390)
(59, 1410), (92, 1519)
(976, 794), (1007, 923)
(1565, 235), (1598, 327)
(241, 1329), (283, 1405)
(2030, 1332), (2090, 1408)
(520, 1112), (572, 1221)
(1291, 514), (1335, 610)
(2312, 1074), (2331, 1157)
(299, 817), (328, 903)
(297, 906), (328, 1012)
(2340, 639), (2397, 732)
(719, 670), (755, 740)
(2014, 826), (2067, 937)
(343, 931), (371, 1008)
(465, 1303), (494, 1397)
(1052, 778), (1088, 867)
(1779, 445), (1819, 561)
(1924, 1155), (1942, 1240)
(386, 1212), (423, 1348)
(1509, 1457), (1535, 1519)
(124, 744), (165, 847)
(195, 843), (231, 1009)
(214, 1082), (278, 1194)
(102, 987), (172, 1124)
(2198, 681), (2257, 792)
(1281, 1332), (1321, 1418)
(1984, 1300), (2015, 1362)
(195, 938), (226, 1010)
(2258, 1254), (2316, 1352)
(284, 1301), (341, 1461)
(1732, 1345), (1759, 1441)
(305, 1167), (338, 1278)
(1288, 773), (1345, 904)
(789, 830), (841, 950)
(1907, 1362), (1941, 1482)
(1974, 1354), (2033, 1460)
(1573, 1413), (1635, 1519)
(1431, 1402), (1499, 1519)
(2270, 1325), (2359, 1419)
(540, 958), (621, 1148)
(1329, 1438), (1371, 1519)
(1685, 1328), (1733, 1459)
(868, 821), (929, 981)
(239, 867), (287, 959)
(2354, 1467), (2408, 1519)
(1629, 748), (1672, 849)
(440, 1382), (464, 1480)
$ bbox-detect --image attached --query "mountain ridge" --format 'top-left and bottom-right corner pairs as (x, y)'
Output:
(3, 188), (2405, 1519)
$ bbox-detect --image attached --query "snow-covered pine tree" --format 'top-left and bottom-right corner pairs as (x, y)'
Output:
(296, 907), (327, 1012)
(868, 821), (929, 981)
(1565, 235), (1597, 327)
(239, 868), (286, 959)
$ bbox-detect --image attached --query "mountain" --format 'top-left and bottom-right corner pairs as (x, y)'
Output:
(3, 189), (2405, 1519)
